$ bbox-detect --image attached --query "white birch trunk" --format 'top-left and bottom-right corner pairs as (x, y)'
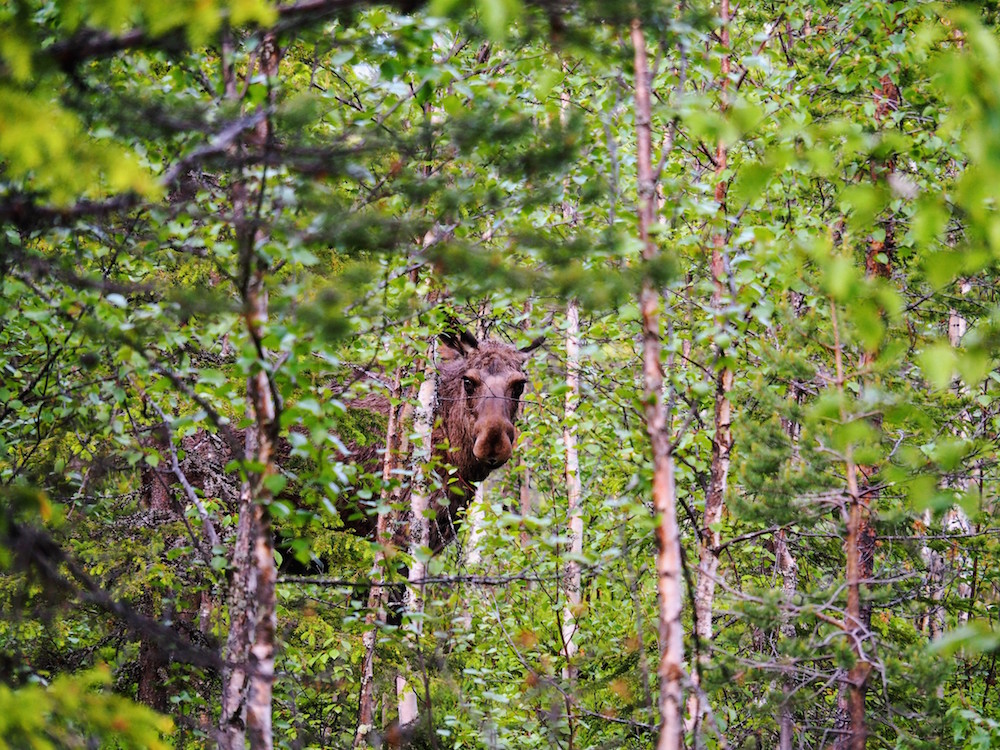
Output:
(397, 355), (437, 727)
(561, 299), (583, 683)
(219, 32), (280, 750)
(559, 71), (584, 685)
(354, 369), (403, 747)
(518, 300), (536, 549)
(948, 282), (972, 625)
(632, 20), (685, 750)
(920, 282), (973, 638)
(464, 469), (504, 569)
(688, 1), (732, 738)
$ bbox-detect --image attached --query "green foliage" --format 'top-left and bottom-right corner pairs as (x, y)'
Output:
(4, 0), (1000, 748)
(0, 668), (173, 749)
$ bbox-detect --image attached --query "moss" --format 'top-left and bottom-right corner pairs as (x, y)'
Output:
(338, 407), (388, 449)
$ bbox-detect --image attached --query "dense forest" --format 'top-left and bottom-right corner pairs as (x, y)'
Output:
(3, 0), (1000, 748)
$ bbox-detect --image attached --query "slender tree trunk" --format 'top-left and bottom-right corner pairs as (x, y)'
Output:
(831, 303), (870, 750)
(138, 625), (170, 712)
(833, 71), (901, 750)
(561, 298), (583, 689)
(220, 245), (280, 750)
(690, 1), (733, 739)
(397, 351), (437, 728)
(219, 32), (281, 750)
(462, 478), (488, 568)
(518, 426), (534, 549)
(916, 290), (974, 639)
(632, 19), (685, 750)
(917, 275), (965, 643)
(219, 463), (257, 748)
(561, 70), (583, 684)
(775, 529), (798, 750)
(518, 300), (537, 549)
(245, 462), (278, 750)
(777, 383), (804, 749)
(947, 281), (973, 626)
(355, 369), (404, 748)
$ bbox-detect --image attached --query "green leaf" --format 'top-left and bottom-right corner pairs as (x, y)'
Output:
(229, 0), (278, 27)
(264, 474), (288, 495)
(957, 348), (990, 387)
(822, 256), (857, 301)
(479, 0), (522, 41)
(918, 342), (956, 390)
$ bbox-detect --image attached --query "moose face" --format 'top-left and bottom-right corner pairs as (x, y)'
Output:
(461, 364), (527, 469)
(438, 329), (543, 483)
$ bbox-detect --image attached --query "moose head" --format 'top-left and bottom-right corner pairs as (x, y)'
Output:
(436, 329), (545, 486)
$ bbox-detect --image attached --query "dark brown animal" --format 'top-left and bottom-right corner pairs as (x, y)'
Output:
(143, 328), (543, 555)
(421, 329), (543, 550)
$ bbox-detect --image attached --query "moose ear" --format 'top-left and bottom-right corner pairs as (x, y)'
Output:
(439, 330), (478, 360)
(460, 329), (480, 350)
(519, 335), (545, 354)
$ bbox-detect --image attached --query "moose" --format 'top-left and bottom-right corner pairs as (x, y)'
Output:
(133, 325), (542, 728)
(345, 327), (544, 553)
(142, 326), (543, 555)
(417, 328), (543, 549)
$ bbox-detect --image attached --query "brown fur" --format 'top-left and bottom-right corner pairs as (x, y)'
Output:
(141, 332), (541, 555)
(424, 335), (534, 549)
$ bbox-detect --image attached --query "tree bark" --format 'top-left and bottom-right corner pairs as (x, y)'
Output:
(946, 281), (973, 627)
(690, 0), (733, 738)
(218, 31), (281, 750)
(355, 369), (404, 748)
(833, 71), (901, 750)
(632, 19), (685, 750)
(831, 303), (870, 750)
(561, 69), (584, 690)
(397, 351), (437, 728)
(517, 300), (537, 549)
(219, 467), (257, 748)
(775, 529), (798, 750)
(561, 299), (583, 690)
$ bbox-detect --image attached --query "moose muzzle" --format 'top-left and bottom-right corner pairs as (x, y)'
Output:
(472, 419), (516, 467)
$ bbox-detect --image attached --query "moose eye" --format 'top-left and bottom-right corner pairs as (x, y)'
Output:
(463, 377), (477, 396)
(510, 381), (525, 400)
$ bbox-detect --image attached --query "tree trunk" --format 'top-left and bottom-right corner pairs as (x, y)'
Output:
(561, 300), (583, 688)
(690, 0), (733, 738)
(947, 281), (973, 627)
(138, 629), (170, 713)
(218, 31), (281, 750)
(397, 352), (437, 728)
(831, 303), (869, 750)
(355, 369), (404, 748)
(561, 68), (584, 690)
(519, 300), (536, 549)
(219, 466), (258, 749)
(561, 296), (583, 750)
(833, 71), (901, 750)
(464, 471), (502, 569)
(775, 529), (798, 750)
(632, 19), (685, 750)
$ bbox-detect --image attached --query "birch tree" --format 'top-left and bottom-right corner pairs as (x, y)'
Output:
(690, 0), (734, 737)
(218, 32), (281, 750)
(632, 18), (685, 750)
